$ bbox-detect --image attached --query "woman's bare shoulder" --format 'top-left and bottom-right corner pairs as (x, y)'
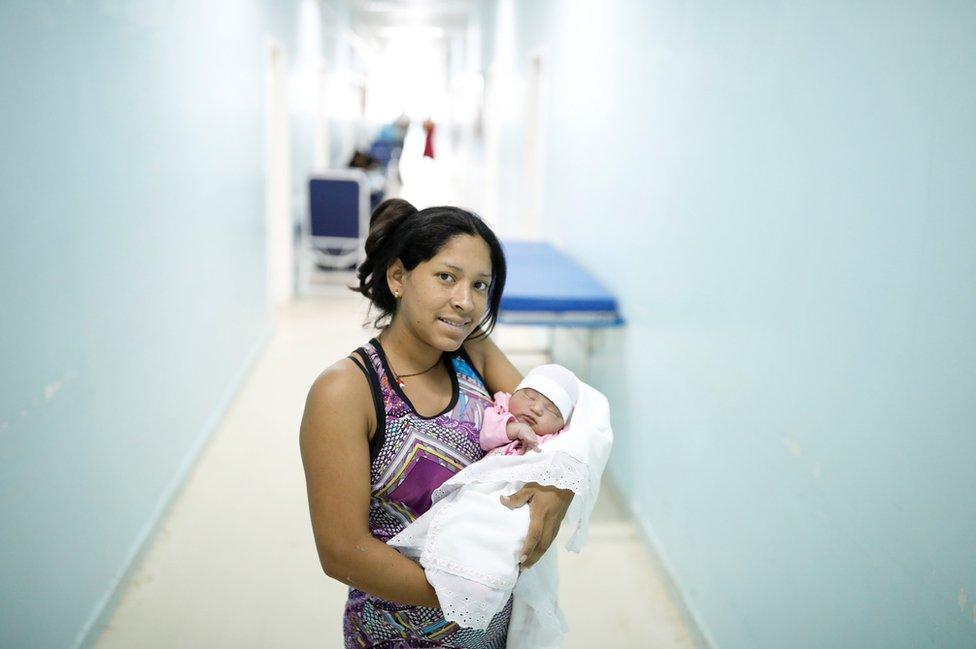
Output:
(301, 357), (374, 441)
(309, 356), (369, 397)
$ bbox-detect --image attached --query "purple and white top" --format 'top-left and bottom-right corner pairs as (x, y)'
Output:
(342, 337), (512, 648)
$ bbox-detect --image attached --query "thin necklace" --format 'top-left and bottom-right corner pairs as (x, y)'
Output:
(390, 355), (442, 389)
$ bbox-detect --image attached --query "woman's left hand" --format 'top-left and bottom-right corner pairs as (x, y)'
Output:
(500, 482), (574, 571)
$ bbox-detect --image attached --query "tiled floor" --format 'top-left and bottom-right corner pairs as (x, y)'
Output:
(93, 293), (701, 648)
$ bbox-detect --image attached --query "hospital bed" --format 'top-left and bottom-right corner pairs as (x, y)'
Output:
(498, 241), (624, 377)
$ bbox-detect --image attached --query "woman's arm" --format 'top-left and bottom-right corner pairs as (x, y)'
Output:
(464, 335), (575, 570)
(299, 360), (439, 608)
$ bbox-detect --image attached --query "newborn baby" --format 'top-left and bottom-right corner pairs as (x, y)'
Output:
(479, 363), (580, 457)
(388, 364), (608, 647)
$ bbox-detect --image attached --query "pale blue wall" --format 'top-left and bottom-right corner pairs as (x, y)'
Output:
(486, 1), (976, 647)
(0, 2), (308, 647)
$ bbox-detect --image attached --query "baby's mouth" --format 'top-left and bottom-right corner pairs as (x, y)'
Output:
(518, 414), (536, 426)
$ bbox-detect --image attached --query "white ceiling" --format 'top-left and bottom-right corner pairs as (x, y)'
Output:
(349, 0), (478, 38)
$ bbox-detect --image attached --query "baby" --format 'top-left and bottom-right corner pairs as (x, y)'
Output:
(479, 363), (580, 457)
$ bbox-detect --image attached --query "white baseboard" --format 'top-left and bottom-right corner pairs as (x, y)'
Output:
(605, 471), (716, 649)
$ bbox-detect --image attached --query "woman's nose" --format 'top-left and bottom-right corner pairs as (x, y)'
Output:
(452, 285), (473, 312)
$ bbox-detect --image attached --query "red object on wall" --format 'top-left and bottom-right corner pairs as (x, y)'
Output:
(423, 118), (435, 159)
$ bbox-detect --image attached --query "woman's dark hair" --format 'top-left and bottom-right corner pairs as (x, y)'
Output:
(351, 198), (507, 339)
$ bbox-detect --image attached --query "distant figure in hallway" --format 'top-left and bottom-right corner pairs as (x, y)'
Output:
(423, 117), (436, 159)
(376, 112), (410, 150)
(347, 150), (386, 212)
(367, 113), (410, 187)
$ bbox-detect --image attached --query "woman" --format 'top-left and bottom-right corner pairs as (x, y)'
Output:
(299, 198), (575, 648)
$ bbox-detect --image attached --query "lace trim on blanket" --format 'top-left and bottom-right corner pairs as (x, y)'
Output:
(422, 553), (517, 590)
(440, 588), (494, 630)
(428, 569), (510, 630)
(431, 450), (590, 503)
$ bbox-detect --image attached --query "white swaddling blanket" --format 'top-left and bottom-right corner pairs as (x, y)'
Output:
(387, 381), (613, 648)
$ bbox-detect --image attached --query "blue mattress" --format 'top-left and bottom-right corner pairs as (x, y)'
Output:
(498, 241), (624, 326)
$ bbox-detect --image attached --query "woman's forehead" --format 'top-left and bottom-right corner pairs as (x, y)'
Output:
(430, 235), (492, 276)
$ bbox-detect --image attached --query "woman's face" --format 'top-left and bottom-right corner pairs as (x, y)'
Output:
(508, 388), (565, 435)
(391, 234), (493, 351)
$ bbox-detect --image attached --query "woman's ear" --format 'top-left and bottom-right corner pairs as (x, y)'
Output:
(387, 259), (405, 298)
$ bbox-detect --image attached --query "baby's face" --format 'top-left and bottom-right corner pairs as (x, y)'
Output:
(509, 388), (564, 436)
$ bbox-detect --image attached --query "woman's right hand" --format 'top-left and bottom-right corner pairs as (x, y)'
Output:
(501, 482), (574, 571)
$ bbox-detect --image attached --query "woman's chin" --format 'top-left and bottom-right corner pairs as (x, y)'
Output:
(433, 324), (472, 349)
(427, 330), (464, 352)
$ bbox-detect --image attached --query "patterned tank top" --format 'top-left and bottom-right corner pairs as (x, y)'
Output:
(343, 338), (512, 648)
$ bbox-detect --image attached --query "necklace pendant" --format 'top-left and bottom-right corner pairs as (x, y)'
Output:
(396, 377), (406, 388)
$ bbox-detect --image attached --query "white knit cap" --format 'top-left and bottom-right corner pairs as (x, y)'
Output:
(514, 364), (580, 422)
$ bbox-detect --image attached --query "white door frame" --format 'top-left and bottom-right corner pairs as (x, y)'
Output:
(265, 38), (293, 309)
(520, 48), (547, 239)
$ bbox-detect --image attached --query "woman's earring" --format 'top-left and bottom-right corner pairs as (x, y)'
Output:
(393, 290), (400, 299)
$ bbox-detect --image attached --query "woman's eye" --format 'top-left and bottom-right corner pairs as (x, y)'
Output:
(437, 273), (454, 282)
(474, 281), (489, 291)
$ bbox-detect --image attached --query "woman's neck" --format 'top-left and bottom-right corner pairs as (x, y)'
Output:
(377, 321), (444, 374)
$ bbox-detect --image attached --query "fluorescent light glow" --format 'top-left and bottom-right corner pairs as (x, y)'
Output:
(378, 25), (446, 40)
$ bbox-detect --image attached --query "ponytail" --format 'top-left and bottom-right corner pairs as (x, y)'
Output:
(352, 198), (417, 324)
(362, 198), (417, 260)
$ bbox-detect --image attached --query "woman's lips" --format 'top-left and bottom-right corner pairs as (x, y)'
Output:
(437, 316), (470, 330)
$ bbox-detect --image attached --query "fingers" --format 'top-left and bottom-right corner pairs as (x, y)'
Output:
(522, 525), (558, 571)
(500, 487), (532, 509)
(503, 486), (559, 572)
(519, 515), (543, 571)
(517, 440), (538, 455)
(503, 488), (544, 571)
(518, 430), (542, 453)
(520, 491), (561, 571)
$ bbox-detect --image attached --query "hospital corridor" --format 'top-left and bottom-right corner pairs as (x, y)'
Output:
(3, 1), (976, 649)
(88, 294), (701, 649)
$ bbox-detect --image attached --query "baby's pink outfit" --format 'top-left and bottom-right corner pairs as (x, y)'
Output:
(480, 392), (562, 456)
